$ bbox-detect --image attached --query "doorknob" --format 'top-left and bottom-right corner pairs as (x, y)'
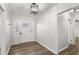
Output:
(20, 32), (22, 35)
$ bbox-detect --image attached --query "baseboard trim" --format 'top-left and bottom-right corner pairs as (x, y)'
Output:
(58, 45), (69, 53)
(11, 40), (36, 46)
(5, 41), (69, 55)
(6, 45), (11, 55)
(1, 45), (11, 55)
(36, 40), (58, 55)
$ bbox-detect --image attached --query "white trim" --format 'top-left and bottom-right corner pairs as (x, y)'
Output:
(2, 45), (11, 55)
(36, 40), (58, 55)
(6, 45), (11, 55)
(11, 40), (36, 46)
(1, 44), (11, 55)
(58, 46), (69, 53)
(0, 4), (6, 12)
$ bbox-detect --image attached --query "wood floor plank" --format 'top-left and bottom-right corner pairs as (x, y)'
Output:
(59, 38), (78, 55)
(8, 41), (54, 55)
(8, 38), (79, 55)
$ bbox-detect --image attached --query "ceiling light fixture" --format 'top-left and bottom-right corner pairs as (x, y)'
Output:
(30, 3), (39, 15)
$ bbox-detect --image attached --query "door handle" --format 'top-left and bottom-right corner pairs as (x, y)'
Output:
(20, 32), (22, 35)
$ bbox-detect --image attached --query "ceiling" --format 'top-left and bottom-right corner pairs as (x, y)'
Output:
(4, 3), (58, 16)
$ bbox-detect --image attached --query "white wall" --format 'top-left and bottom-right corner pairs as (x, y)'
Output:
(1, 11), (10, 55)
(5, 13), (10, 54)
(57, 12), (70, 52)
(0, 5), (3, 54)
(36, 7), (58, 54)
(0, 12), (1, 49)
(0, 4), (11, 54)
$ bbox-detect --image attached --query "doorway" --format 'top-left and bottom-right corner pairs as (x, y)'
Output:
(13, 20), (34, 44)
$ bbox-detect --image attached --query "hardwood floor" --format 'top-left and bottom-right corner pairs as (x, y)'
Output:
(8, 38), (79, 55)
(8, 41), (54, 55)
(59, 44), (78, 55)
(59, 38), (78, 55)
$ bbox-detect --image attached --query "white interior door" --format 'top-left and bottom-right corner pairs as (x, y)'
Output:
(14, 20), (33, 44)
(20, 21), (31, 43)
(68, 20), (75, 44)
(75, 21), (79, 37)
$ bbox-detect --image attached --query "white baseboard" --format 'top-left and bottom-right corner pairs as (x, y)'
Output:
(58, 46), (69, 53)
(3, 40), (69, 55)
(6, 45), (11, 55)
(36, 40), (58, 55)
(1, 45), (11, 55)
(11, 40), (36, 46)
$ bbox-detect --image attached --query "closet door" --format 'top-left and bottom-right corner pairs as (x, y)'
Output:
(68, 20), (75, 44)
(75, 21), (79, 37)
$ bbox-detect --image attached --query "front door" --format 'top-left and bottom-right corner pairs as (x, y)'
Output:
(20, 21), (31, 43)
(14, 20), (32, 44)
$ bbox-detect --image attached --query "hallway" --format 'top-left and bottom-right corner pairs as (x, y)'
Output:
(0, 3), (79, 55)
